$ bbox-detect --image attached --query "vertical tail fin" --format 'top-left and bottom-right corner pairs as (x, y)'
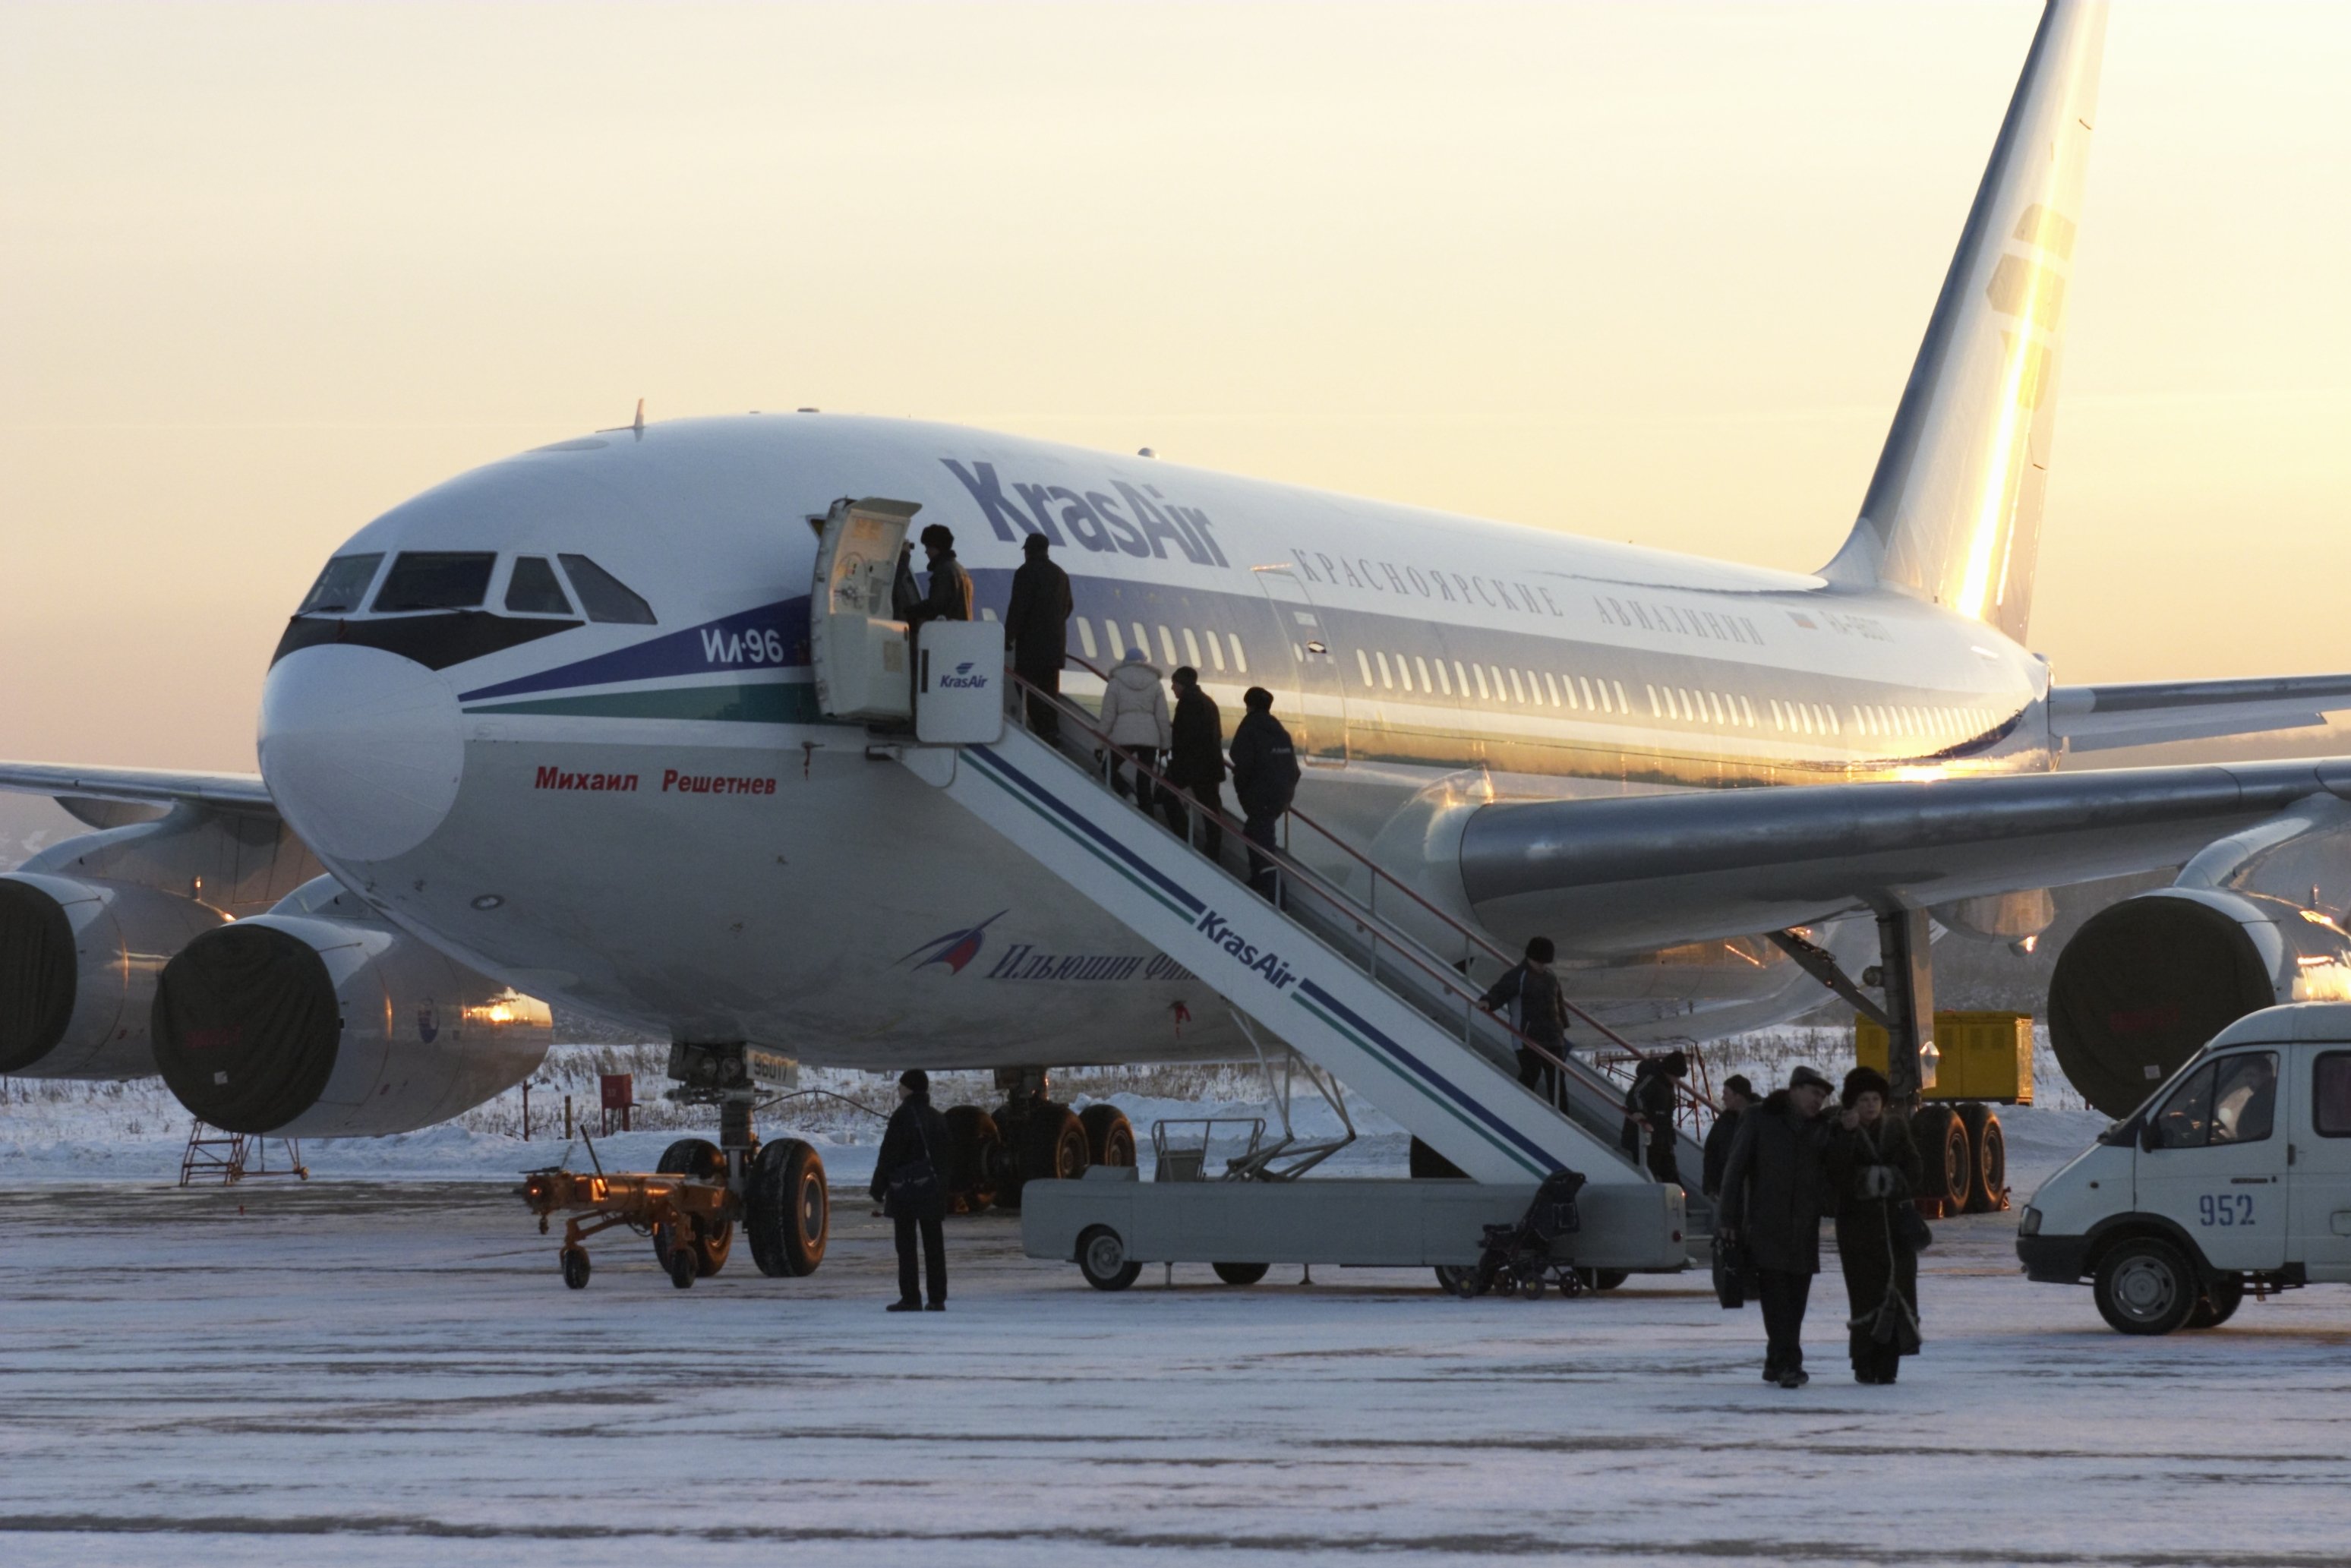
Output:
(1820, 0), (2107, 643)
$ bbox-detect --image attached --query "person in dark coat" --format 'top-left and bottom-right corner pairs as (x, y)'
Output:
(869, 1069), (952, 1311)
(1619, 1049), (1690, 1185)
(1003, 534), (1072, 738)
(1702, 1074), (1757, 1200)
(1226, 687), (1300, 898)
(906, 525), (973, 631)
(1825, 1065), (1924, 1383)
(1718, 1064), (1835, 1387)
(1479, 935), (1568, 1108)
(1163, 667), (1227, 856)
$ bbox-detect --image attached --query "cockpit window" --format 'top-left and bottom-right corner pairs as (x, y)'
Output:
(504, 556), (575, 616)
(558, 554), (657, 624)
(372, 552), (497, 613)
(296, 554), (383, 615)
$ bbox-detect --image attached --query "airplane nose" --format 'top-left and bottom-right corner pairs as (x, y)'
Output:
(258, 645), (464, 864)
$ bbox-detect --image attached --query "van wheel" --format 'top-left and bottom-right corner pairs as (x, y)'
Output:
(1433, 1265), (1472, 1294)
(1576, 1269), (1629, 1292)
(2093, 1237), (2197, 1335)
(1211, 1261), (1269, 1286)
(1077, 1225), (1141, 1292)
(2186, 1273), (2245, 1329)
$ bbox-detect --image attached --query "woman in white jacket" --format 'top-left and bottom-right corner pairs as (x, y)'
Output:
(1098, 648), (1172, 805)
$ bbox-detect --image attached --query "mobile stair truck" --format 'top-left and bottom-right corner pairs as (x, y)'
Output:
(2020, 1000), (2351, 1335)
(809, 498), (1707, 1292)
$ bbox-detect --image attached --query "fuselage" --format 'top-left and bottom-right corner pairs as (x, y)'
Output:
(254, 413), (2053, 1067)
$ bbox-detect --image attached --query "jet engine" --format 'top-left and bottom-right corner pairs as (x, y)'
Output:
(2048, 888), (2351, 1117)
(0, 872), (227, 1077)
(151, 879), (551, 1137)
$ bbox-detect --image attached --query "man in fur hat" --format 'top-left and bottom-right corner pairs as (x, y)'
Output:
(1717, 1064), (1836, 1388)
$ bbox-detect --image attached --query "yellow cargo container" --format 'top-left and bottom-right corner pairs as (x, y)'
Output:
(1854, 1010), (2033, 1105)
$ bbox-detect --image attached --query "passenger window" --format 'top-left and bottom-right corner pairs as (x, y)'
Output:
(1076, 618), (1099, 661)
(1415, 656), (1434, 693)
(504, 556), (574, 616)
(1182, 628), (1202, 669)
(1159, 626), (1179, 666)
(1227, 634), (1248, 674)
(1104, 621), (1125, 658)
(2315, 1053), (2351, 1136)
(297, 553), (383, 614)
(1432, 659), (1450, 696)
(2151, 1053), (2279, 1149)
(1131, 622), (1150, 660)
(1198, 628), (1222, 671)
(557, 555), (657, 624)
(1356, 650), (1375, 686)
(372, 551), (497, 612)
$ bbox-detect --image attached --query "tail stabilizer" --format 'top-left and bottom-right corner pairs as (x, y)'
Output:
(1821, 0), (2107, 643)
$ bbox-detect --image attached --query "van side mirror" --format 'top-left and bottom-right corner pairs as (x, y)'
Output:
(2139, 1119), (2160, 1153)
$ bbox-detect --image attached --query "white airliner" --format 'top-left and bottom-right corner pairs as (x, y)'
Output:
(6, 1), (2350, 1162)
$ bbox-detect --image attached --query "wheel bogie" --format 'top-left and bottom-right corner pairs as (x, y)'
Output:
(996, 1102), (1090, 1210)
(1080, 1103), (1137, 1169)
(1912, 1105), (1971, 1213)
(1955, 1102), (2006, 1213)
(943, 1106), (1004, 1215)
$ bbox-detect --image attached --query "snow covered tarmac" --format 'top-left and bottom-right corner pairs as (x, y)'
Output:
(1, 1180), (2344, 1566)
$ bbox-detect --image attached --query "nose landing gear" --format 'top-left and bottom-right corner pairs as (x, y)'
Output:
(519, 1042), (830, 1288)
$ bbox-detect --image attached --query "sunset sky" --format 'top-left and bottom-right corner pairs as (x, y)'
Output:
(6, 2), (2350, 771)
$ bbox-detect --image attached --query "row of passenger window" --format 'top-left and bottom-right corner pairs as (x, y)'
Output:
(297, 551), (657, 625)
(1348, 639), (2002, 752)
(1355, 647), (1633, 716)
(1071, 617), (1251, 677)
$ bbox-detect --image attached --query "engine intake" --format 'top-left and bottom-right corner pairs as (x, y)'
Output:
(152, 879), (550, 1136)
(2049, 888), (2351, 1117)
(0, 873), (226, 1077)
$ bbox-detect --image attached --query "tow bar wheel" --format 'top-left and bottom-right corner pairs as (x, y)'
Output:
(2094, 1236), (2197, 1336)
(560, 1248), (591, 1290)
(1078, 1225), (1142, 1292)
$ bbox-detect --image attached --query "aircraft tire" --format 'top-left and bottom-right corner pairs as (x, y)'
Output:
(1957, 1103), (2005, 1213)
(1913, 1106), (1970, 1213)
(999, 1104), (1088, 1210)
(944, 1106), (1003, 1215)
(654, 1138), (733, 1277)
(1080, 1104), (1136, 1169)
(747, 1137), (828, 1276)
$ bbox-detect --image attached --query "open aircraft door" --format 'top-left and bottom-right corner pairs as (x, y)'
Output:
(1252, 566), (1346, 767)
(810, 497), (920, 721)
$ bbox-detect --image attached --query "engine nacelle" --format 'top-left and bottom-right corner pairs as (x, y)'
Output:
(151, 879), (551, 1137)
(2049, 888), (2351, 1117)
(0, 873), (227, 1078)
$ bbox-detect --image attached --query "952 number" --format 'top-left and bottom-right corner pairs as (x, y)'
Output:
(2198, 1194), (2256, 1227)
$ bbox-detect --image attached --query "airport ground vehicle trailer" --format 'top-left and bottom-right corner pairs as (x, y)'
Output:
(2019, 1001), (2351, 1334)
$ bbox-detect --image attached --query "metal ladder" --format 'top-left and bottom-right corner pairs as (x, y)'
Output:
(898, 672), (1711, 1228)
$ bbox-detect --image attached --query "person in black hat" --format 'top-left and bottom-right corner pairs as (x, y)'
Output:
(1702, 1074), (1758, 1200)
(907, 525), (972, 631)
(1718, 1064), (1836, 1387)
(1003, 533), (1072, 739)
(869, 1069), (952, 1311)
(1620, 1048), (1690, 1185)
(1825, 1064), (1923, 1383)
(1226, 686), (1299, 898)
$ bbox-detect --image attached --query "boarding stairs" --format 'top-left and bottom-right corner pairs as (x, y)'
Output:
(892, 667), (1712, 1231)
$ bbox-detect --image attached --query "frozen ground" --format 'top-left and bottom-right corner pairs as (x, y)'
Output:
(3, 1177), (2348, 1567)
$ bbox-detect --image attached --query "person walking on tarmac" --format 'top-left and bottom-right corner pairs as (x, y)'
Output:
(869, 1070), (951, 1312)
(1620, 1049), (1690, 1185)
(1163, 666), (1227, 856)
(1717, 1064), (1836, 1388)
(1227, 686), (1300, 899)
(1003, 533), (1072, 739)
(1703, 1074), (1758, 1200)
(1825, 1065), (1923, 1383)
(906, 525), (973, 631)
(1479, 936), (1568, 1108)
(1098, 648), (1172, 806)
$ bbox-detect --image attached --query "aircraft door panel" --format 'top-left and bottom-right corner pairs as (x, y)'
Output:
(1252, 568), (1346, 767)
(811, 497), (920, 721)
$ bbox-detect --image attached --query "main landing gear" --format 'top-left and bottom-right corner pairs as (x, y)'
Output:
(520, 1042), (828, 1289)
(940, 1068), (1135, 1214)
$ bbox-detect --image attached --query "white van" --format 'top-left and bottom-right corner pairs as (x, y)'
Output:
(2020, 1001), (2351, 1335)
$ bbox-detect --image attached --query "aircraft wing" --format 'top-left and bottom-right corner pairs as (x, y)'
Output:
(0, 761), (276, 814)
(2049, 675), (2351, 753)
(1459, 758), (2351, 956)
